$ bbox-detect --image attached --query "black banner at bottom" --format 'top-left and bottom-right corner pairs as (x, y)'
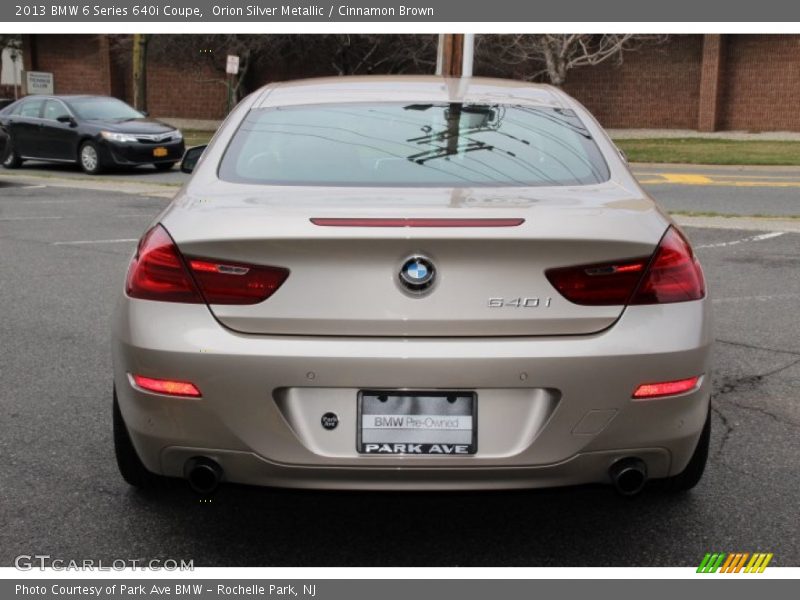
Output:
(3, 579), (796, 600)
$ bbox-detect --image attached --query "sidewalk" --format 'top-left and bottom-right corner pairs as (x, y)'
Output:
(608, 129), (800, 141)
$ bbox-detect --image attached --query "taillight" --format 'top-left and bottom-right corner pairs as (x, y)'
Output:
(545, 227), (705, 306)
(126, 225), (204, 303)
(628, 228), (705, 305)
(633, 375), (701, 399)
(185, 257), (288, 305)
(126, 225), (289, 305)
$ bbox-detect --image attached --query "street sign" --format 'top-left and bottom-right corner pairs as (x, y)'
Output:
(25, 71), (54, 95)
(226, 55), (240, 75)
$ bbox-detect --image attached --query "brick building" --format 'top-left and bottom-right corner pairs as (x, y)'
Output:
(18, 34), (800, 132)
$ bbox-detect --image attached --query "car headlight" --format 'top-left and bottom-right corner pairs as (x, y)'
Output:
(101, 131), (138, 143)
(170, 129), (183, 141)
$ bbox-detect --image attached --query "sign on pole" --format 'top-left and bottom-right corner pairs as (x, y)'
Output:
(226, 55), (240, 75)
(25, 71), (54, 95)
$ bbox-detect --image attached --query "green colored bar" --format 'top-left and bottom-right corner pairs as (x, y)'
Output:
(697, 553), (712, 573)
(706, 553), (720, 573)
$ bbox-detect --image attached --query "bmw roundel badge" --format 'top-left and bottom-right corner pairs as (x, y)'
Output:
(399, 256), (436, 293)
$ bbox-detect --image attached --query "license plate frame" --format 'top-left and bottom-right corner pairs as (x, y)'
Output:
(357, 390), (477, 455)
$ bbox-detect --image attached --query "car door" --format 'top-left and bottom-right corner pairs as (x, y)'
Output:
(39, 99), (78, 161)
(10, 98), (45, 157)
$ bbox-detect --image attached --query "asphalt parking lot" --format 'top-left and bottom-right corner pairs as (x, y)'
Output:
(0, 171), (798, 567)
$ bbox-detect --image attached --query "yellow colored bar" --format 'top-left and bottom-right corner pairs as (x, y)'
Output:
(745, 554), (759, 573)
(734, 553), (750, 573)
(758, 554), (774, 573)
(748, 552), (767, 573)
(721, 553), (737, 573)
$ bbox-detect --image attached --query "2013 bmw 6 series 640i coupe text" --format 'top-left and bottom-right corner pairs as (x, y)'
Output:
(111, 76), (712, 496)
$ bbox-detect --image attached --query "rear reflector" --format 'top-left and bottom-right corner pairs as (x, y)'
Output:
(633, 376), (701, 399)
(310, 218), (525, 228)
(126, 225), (289, 305)
(131, 374), (201, 398)
(545, 227), (705, 306)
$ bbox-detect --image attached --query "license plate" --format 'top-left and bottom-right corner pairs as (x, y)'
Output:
(153, 147), (168, 157)
(357, 391), (477, 455)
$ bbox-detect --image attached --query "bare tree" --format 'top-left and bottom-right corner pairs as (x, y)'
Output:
(477, 34), (669, 86)
(0, 34), (22, 49)
(120, 34), (437, 110)
(317, 34), (437, 76)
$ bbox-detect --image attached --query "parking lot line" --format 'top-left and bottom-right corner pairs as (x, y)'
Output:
(0, 214), (149, 221)
(694, 231), (786, 249)
(52, 238), (138, 246)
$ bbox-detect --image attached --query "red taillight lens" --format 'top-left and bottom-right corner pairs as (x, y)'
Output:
(629, 228), (705, 305)
(126, 225), (289, 305)
(633, 375), (701, 399)
(185, 258), (288, 305)
(545, 227), (705, 306)
(132, 374), (201, 397)
(126, 225), (204, 303)
(545, 256), (650, 306)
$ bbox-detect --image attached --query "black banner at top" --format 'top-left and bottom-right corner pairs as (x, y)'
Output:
(2, 0), (800, 23)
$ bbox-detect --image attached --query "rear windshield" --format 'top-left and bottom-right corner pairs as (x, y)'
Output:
(219, 102), (610, 187)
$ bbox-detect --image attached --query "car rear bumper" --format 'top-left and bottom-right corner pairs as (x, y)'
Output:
(111, 296), (713, 490)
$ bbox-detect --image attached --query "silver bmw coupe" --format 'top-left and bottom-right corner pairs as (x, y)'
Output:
(112, 76), (712, 495)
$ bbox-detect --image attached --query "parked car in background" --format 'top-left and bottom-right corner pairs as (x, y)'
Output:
(112, 76), (712, 497)
(0, 95), (184, 174)
(0, 123), (8, 165)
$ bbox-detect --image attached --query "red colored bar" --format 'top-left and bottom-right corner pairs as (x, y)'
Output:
(310, 218), (525, 228)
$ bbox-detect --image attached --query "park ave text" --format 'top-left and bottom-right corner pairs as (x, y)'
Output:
(16, 584), (317, 597)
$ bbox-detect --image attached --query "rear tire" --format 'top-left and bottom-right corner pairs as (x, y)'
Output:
(663, 407), (711, 492)
(2, 142), (23, 169)
(79, 141), (103, 174)
(154, 161), (176, 171)
(113, 387), (160, 489)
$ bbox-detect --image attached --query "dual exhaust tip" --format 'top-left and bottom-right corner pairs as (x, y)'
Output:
(183, 455), (648, 496)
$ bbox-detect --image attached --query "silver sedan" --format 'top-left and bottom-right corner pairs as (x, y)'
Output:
(111, 76), (712, 495)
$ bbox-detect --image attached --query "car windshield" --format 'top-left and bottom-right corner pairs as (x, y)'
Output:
(219, 102), (610, 187)
(67, 97), (143, 120)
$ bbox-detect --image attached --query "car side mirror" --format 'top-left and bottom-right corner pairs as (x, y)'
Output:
(57, 115), (77, 126)
(180, 145), (207, 174)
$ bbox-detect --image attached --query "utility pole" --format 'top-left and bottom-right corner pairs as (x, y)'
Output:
(435, 34), (474, 77)
(132, 34), (148, 112)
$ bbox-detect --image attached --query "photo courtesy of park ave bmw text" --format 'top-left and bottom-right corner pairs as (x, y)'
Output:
(0, 0), (799, 593)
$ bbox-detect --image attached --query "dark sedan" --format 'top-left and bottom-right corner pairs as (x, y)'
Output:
(0, 124), (8, 165)
(0, 95), (185, 174)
